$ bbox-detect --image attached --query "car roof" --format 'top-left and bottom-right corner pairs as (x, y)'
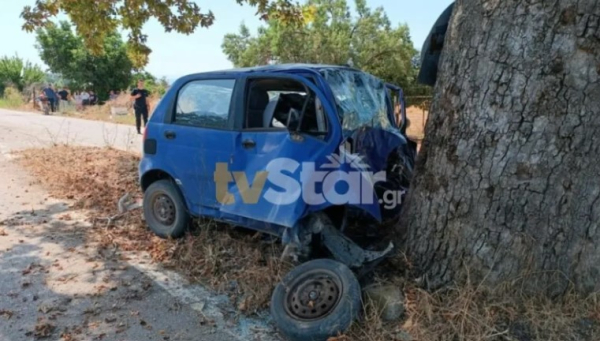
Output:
(183, 63), (357, 78)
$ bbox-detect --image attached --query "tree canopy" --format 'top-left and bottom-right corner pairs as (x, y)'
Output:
(221, 0), (420, 94)
(21, 0), (302, 68)
(0, 55), (45, 94)
(131, 71), (170, 96)
(36, 21), (133, 100)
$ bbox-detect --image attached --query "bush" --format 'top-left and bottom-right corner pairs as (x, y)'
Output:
(0, 87), (24, 109)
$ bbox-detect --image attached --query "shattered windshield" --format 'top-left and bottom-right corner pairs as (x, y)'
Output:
(321, 69), (393, 131)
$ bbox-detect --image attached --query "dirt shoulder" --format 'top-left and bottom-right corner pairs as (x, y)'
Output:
(0, 150), (248, 341)
(13, 144), (600, 341)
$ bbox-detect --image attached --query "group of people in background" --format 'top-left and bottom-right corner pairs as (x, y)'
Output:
(38, 84), (104, 112)
(35, 81), (152, 135)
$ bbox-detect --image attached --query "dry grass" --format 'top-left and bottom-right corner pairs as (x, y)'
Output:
(60, 93), (161, 126)
(1, 92), (161, 127)
(342, 273), (599, 341)
(16, 145), (289, 313)
(62, 105), (138, 126)
(16, 145), (600, 341)
(398, 282), (599, 341)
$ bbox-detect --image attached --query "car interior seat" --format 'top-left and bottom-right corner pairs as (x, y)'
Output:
(247, 87), (270, 128)
(263, 95), (280, 128)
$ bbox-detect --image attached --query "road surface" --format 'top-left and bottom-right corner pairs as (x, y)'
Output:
(0, 109), (279, 341)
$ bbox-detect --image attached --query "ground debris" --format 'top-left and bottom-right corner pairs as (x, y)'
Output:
(16, 145), (600, 341)
(33, 320), (56, 339)
(0, 309), (14, 319)
(17, 145), (290, 313)
(38, 297), (72, 314)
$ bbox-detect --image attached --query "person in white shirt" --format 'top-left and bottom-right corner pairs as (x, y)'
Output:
(73, 91), (83, 111)
(80, 90), (90, 106)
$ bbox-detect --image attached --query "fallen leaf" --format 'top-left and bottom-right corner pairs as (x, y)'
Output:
(0, 309), (14, 319)
(34, 321), (55, 339)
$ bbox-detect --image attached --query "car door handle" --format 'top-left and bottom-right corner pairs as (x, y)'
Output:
(164, 131), (176, 139)
(242, 139), (256, 149)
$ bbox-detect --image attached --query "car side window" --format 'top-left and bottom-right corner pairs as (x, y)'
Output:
(244, 78), (328, 138)
(175, 79), (235, 129)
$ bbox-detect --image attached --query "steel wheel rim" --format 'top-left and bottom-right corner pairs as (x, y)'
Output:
(284, 269), (342, 321)
(152, 193), (176, 226)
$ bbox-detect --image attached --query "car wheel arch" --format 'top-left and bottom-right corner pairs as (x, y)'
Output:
(141, 169), (175, 192)
(141, 169), (194, 216)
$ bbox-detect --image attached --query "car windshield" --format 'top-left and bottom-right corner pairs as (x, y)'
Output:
(321, 69), (393, 131)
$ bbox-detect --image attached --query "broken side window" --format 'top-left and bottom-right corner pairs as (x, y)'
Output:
(244, 78), (328, 137)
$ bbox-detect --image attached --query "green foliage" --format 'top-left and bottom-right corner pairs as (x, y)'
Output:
(131, 72), (169, 96)
(0, 87), (25, 109)
(22, 0), (302, 69)
(0, 55), (45, 94)
(222, 0), (422, 94)
(36, 21), (133, 101)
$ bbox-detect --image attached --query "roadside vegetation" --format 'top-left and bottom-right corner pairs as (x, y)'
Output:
(14, 144), (600, 341)
(0, 87), (24, 109)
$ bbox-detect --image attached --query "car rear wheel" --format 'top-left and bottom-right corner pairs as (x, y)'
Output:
(143, 179), (189, 238)
(270, 259), (361, 341)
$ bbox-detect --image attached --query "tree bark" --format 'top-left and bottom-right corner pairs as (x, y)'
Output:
(399, 0), (600, 295)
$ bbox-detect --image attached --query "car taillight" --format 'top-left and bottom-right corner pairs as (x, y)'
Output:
(143, 127), (148, 140)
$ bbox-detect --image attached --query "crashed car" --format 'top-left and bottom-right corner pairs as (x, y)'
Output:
(139, 64), (417, 340)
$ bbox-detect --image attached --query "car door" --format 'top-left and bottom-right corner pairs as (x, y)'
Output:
(220, 73), (343, 228)
(160, 77), (240, 212)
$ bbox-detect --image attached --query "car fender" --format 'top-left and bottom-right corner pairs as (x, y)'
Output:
(139, 158), (195, 212)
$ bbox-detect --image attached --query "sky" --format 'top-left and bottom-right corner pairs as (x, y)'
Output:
(0, 0), (454, 82)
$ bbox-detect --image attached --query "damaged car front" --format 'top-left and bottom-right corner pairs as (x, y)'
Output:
(285, 67), (417, 266)
(266, 67), (417, 341)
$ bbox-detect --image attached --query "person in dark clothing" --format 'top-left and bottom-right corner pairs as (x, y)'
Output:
(89, 91), (98, 105)
(131, 80), (151, 134)
(57, 88), (69, 101)
(43, 85), (57, 112)
(56, 87), (69, 112)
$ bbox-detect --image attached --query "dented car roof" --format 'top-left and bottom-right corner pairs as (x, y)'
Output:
(182, 63), (357, 77)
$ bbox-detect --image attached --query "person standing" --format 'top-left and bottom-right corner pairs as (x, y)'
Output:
(109, 90), (118, 101)
(89, 90), (98, 105)
(131, 80), (151, 134)
(80, 90), (90, 106)
(43, 84), (57, 112)
(57, 87), (69, 111)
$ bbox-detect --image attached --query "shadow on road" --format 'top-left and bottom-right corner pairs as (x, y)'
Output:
(0, 201), (249, 341)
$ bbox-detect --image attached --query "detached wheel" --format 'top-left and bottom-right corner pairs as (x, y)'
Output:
(143, 179), (190, 238)
(270, 259), (361, 341)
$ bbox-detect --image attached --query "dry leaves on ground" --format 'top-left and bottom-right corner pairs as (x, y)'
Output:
(16, 145), (289, 313)
(15, 145), (600, 341)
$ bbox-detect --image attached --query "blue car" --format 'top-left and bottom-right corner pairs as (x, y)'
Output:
(139, 64), (416, 340)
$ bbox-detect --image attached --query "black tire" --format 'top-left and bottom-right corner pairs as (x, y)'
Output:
(143, 179), (190, 239)
(270, 259), (361, 341)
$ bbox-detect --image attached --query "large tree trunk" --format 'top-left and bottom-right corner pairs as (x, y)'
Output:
(399, 0), (600, 295)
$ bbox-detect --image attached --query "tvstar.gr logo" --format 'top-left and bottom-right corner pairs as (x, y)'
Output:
(213, 147), (405, 209)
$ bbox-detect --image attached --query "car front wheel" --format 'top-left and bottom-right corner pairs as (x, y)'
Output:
(270, 259), (361, 341)
(143, 179), (189, 239)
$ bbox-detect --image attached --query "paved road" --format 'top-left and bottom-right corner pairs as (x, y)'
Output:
(0, 109), (279, 341)
(0, 108), (142, 153)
